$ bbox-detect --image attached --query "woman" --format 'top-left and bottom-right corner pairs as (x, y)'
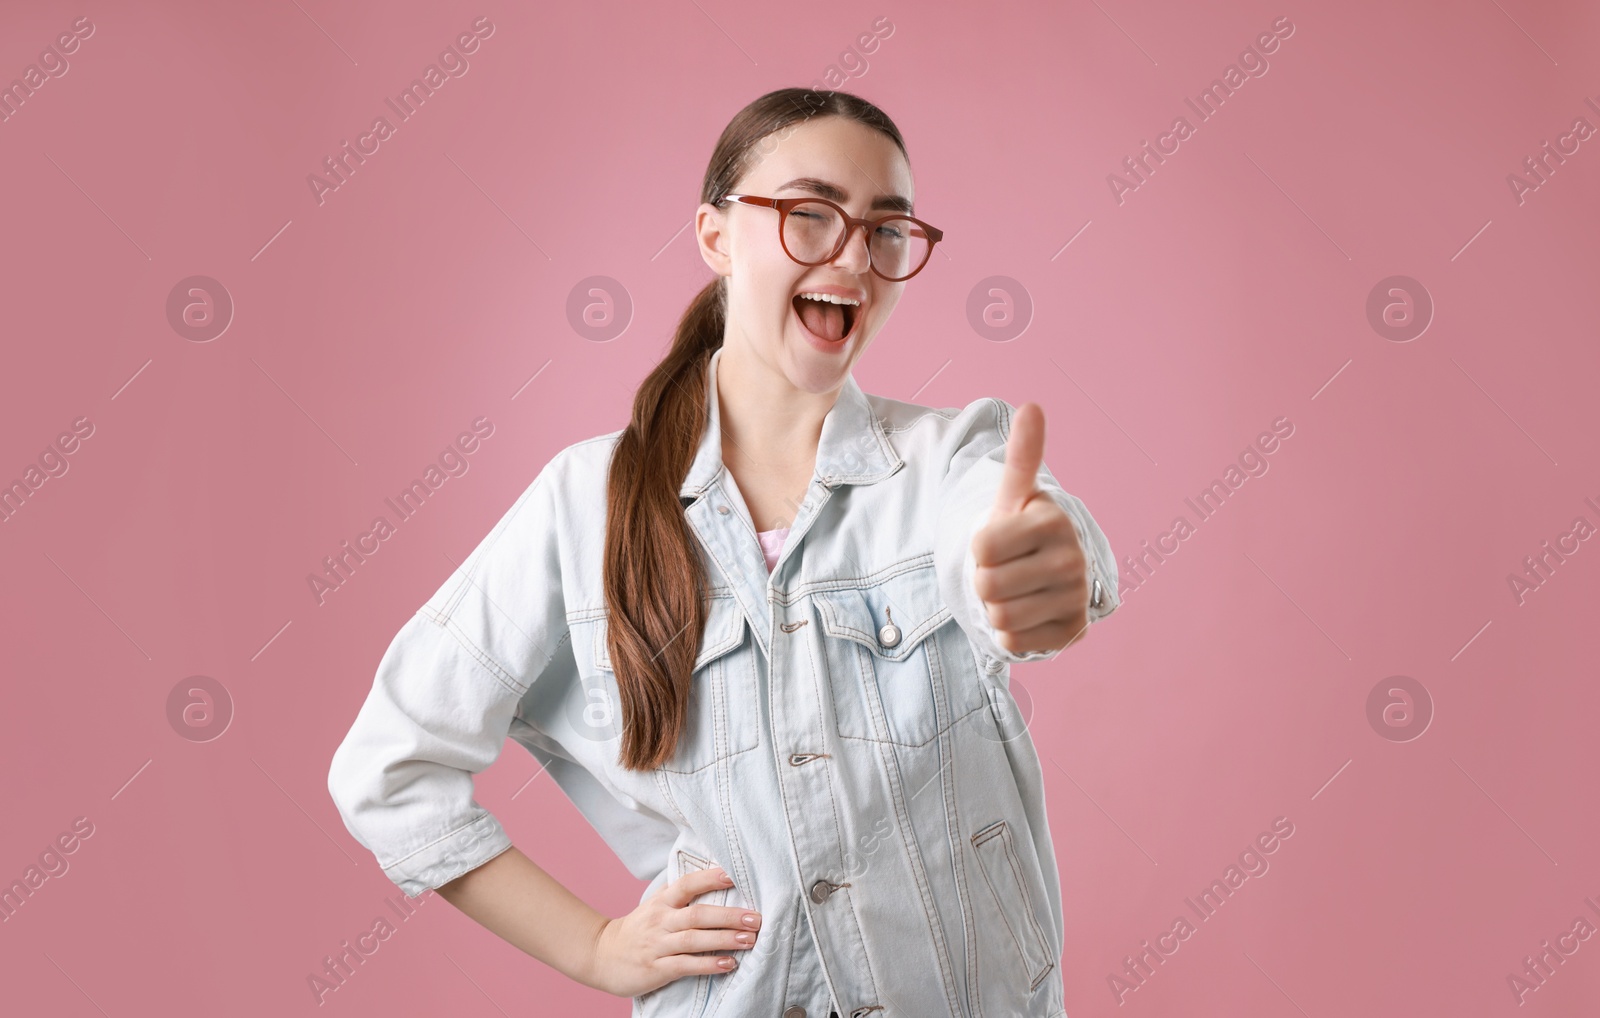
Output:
(329, 87), (1119, 1018)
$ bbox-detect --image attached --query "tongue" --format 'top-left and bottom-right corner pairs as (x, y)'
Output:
(796, 297), (847, 341)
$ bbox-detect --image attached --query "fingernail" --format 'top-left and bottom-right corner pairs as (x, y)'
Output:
(719, 956), (736, 968)
(735, 931), (753, 944)
(742, 913), (759, 928)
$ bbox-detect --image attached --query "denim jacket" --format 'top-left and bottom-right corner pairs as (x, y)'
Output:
(328, 345), (1121, 1018)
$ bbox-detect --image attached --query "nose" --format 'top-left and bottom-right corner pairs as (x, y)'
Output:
(829, 219), (873, 275)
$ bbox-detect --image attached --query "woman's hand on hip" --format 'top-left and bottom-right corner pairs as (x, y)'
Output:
(590, 866), (761, 997)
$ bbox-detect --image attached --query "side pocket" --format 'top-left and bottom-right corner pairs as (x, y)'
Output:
(971, 819), (1055, 992)
(669, 848), (728, 1018)
(676, 848), (730, 909)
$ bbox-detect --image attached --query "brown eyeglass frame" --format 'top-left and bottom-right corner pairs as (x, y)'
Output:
(717, 193), (944, 282)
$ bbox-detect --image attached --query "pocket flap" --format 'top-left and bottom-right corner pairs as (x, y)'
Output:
(814, 564), (950, 662)
(595, 594), (747, 673)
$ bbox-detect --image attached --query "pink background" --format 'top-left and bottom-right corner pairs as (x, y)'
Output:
(3, 1), (1598, 1015)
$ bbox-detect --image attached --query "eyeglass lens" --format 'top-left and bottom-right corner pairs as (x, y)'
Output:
(781, 201), (932, 280)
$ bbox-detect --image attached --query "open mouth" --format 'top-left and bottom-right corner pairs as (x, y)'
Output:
(791, 292), (860, 344)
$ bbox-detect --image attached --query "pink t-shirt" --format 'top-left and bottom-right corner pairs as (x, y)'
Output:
(756, 526), (790, 573)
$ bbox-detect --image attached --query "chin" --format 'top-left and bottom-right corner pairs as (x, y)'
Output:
(785, 324), (867, 390)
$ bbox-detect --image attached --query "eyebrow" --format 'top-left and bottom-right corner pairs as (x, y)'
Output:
(774, 177), (915, 216)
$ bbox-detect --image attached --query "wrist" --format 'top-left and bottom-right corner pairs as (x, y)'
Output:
(580, 914), (619, 995)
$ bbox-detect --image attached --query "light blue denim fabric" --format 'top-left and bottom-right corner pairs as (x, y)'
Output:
(328, 345), (1120, 1018)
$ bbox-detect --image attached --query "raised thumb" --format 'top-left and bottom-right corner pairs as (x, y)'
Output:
(992, 402), (1045, 516)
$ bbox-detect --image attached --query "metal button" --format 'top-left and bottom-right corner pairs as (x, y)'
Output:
(783, 1007), (806, 1018)
(717, 504), (730, 515)
(1090, 576), (1104, 609)
(877, 607), (900, 649)
(809, 879), (835, 904)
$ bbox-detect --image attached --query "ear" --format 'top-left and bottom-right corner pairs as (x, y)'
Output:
(695, 201), (734, 278)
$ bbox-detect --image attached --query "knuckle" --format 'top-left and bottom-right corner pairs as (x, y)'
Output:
(989, 601), (1013, 630)
(1055, 544), (1083, 573)
(973, 569), (996, 601)
(669, 956), (701, 979)
(680, 928), (711, 954)
(984, 604), (1003, 633)
(970, 534), (991, 564)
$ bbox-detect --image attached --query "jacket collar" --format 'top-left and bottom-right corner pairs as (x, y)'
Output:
(679, 344), (902, 502)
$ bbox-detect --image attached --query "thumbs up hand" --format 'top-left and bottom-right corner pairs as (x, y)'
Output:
(969, 403), (1091, 657)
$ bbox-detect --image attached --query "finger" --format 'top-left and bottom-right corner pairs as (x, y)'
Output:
(995, 615), (1089, 656)
(993, 402), (1046, 517)
(659, 951), (741, 978)
(974, 549), (1084, 608)
(972, 494), (1068, 567)
(664, 901), (762, 935)
(660, 866), (735, 909)
(972, 492), (1075, 573)
(981, 578), (1079, 633)
(669, 925), (760, 956)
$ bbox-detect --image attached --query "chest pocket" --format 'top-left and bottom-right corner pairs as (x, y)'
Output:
(582, 593), (758, 773)
(812, 560), (986, 748)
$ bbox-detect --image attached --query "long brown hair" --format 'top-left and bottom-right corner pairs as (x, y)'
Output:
(603, 86), (909, 770)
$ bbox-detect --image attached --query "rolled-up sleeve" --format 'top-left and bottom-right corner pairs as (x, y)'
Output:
(328, 457), (570, 897)
(934, 397), (1120, 666)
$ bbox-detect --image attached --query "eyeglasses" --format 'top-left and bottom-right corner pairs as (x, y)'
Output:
(717, 193), (943, 282)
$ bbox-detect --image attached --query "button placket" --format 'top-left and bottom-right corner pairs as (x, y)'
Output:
(764, 472), (890, 1011)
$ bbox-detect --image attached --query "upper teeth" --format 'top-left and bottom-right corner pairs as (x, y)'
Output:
(797, 292), (860, 306)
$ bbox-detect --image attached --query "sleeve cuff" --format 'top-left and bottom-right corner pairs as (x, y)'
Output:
(1043, 487), (1120, 625)
(380, 810), (515, 898)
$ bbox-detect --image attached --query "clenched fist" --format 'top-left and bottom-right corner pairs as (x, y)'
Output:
(969, 403), (1092, 657)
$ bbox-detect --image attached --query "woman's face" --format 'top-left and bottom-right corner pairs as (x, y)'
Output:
(697, 115), (916, 395)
